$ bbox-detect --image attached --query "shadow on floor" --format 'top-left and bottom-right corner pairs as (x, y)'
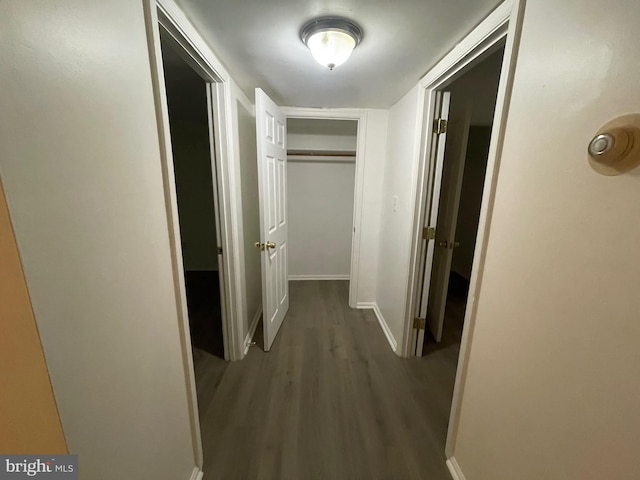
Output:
(184, 270), (227, 420)
(184, 270), (224, 359)
(422, 272), (468, 356)
(252, 316), (264, 352)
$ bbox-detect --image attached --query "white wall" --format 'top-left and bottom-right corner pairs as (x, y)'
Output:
(288, 133), (357, 152)
(376, 86), (421, 349)
(232, 84), (262, 340)
(287, 128), (356, 279)
(0, 1), (196, 478)
(355, 110), (389, 304)
(453, 0), (640, 478)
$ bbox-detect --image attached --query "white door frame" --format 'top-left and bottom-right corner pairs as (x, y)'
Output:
(400, 0), (526, 471)
(280, 107), (367, 309)
(144, 0), (245, 474)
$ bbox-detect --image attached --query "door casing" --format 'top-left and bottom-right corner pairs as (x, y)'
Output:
(400, 0), (527, 470)
(144, 0), (245, 473)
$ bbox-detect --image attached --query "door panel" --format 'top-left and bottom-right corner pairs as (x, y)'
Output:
(205, 85), (229, 359)
(425, 104), (471, 343)
(415, 91), (451, 356)
(255, 89), (289, 351)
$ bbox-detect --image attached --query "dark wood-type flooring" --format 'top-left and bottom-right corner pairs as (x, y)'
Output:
(194, 280), (466, 480)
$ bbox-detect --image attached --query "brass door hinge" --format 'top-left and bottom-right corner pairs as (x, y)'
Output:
(422, 226), (436, 240)
(414, 317), (426, 329)
(433, 118), (448, 134)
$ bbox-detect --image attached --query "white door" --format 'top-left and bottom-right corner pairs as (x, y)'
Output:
(424, 103), (471, 344)
(205, 84), (229, 359)
(415, 91), (451, 355)
(255, 88), (289, 351)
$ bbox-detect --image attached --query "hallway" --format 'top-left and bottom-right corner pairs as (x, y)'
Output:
(198, 281), (459, 480)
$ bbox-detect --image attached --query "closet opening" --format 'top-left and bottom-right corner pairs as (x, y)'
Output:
(286, 118), (358, 299)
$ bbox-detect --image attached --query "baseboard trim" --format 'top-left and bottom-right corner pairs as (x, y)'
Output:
(446, 456), (466, 480)
(356, 302), (375, 309)
(190, 467), (204, 480)
(244, 306), (262, 355)
(356, 303), (397, 352)
(288, 274), (350, 281)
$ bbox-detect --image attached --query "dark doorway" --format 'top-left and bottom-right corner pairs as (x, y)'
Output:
(161, 38), (225, 360)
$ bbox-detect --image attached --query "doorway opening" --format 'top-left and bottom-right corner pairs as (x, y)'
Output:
(399, 2), (525, 473)
(415, 45), (505, 419)
(412, 56), (506, 458)
(417, 46), (505, 357)
(405, 34), (511, 469)
(144, 2), (241, 469)
(160, 34), (229, 396)
(161, 37), (225, 360)
(286, 118), (358, 296)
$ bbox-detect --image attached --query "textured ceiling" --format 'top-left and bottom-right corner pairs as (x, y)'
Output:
(173, 0), (503, 108)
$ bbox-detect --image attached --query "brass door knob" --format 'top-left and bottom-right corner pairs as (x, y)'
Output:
(254, 241), (265, 251)
(438, 240), (448, 248)
(451, 241), (460, 249)
(266, 241), (276, 249)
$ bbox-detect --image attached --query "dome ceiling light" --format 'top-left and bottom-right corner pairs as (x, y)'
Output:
(300, 17), (363, 70)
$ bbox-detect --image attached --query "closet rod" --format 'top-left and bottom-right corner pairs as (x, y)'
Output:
(288, 156), (355, 163)
(287, 149), (355, 157)
(287, 149), (356, 163)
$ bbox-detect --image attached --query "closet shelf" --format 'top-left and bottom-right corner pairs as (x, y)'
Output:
(287, 149), (356, 163)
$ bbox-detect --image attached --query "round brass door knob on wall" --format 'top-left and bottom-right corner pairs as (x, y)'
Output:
(588, 114), (640, 175)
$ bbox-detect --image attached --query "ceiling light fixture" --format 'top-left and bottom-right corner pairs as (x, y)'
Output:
(300, 17), (363, 70)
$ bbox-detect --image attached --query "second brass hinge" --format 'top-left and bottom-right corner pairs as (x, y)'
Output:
(433, 118), (448, 134)
(422, 226), (436, 240)
(414, 317), (426, 329)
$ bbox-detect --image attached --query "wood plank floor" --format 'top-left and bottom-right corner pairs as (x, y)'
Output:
(198, 280), (462, 480)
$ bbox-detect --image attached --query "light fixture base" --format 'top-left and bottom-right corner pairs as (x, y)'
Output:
(300, 17), (363, 46)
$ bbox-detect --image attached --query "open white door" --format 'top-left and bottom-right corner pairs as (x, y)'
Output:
(424, 103), (471, 344)
(415, 92), (471, 354)
(255, 88), (289, 351)
(415, 91), (451, 356)
(205, 84), (229, 359)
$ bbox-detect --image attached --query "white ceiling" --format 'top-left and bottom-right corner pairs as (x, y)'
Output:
(174, 0), (503, 109)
